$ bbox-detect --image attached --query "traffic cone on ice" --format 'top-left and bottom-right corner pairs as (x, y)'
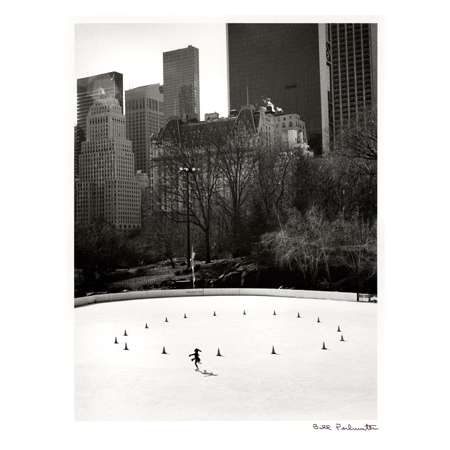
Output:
(271, 346), (277, 355)
(145, 323), (149, 329)
(213, 311), (216, 316)
(124, 342), (129, 351)
(317, 317), (321, 323)
(297, 312), (301, 318)
(165, 317), (168, 323)
(217, 348), (222, 357)
(322, 341), (327, 350)
(162, 346), (167, 354)
(114, 337), (118, 344)
(337, 325), (341, 332)
(243, 310), (246, 315)
(184, 313), (187, 319)
(273, 310), (276, 316)
(340, 334), (345, 342)
(123, 329), (128, 336)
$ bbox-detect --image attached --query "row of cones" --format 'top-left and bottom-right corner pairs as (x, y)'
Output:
(147, 319), (343, 330)
(114, 340), (224, 355)
(118, 322), (343, 342)
(149, 313), (333, 321)
(115, 340), (345, 352)
(139, 314), (342, 324)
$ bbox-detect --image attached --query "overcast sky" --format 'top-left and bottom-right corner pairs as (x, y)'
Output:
(75, 23), (228, 120)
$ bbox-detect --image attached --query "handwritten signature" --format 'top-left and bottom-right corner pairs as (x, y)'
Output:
(313, 423), (378, 431)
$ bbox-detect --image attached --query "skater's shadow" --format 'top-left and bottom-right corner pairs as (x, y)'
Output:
(198, 368), (218, 377)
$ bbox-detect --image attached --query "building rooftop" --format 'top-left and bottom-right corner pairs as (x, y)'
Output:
(157, 108), (257, 146)
(125, 84), (164, 101)
(77, 71), (122, 82)
(88, 96), (122, 115)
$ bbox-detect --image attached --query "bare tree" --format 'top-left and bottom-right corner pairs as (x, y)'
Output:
(153, 109), (260, 259)
(189, 147), (221, 262)
(334, 106), (377, 181)
(215, 136), (258, 256)
(140, 187), (184, 268)
(261, 207), (332, 287)
(153, 120), (227, 262)
(260, 207), (376, 290)
(253, 145), (299, 230)
(332, 212), (377, 294)
(335, 106), (377, 159)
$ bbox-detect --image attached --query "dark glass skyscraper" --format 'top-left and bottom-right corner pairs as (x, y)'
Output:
(227, 23), (377, 155)
(163, 45), (200, 123)
(227, 23), (330, 154)
(328, 23), (377, 147)
(75, 71), (123, 176)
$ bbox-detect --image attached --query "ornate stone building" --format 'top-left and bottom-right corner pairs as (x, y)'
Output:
(75, 96), (141, 230)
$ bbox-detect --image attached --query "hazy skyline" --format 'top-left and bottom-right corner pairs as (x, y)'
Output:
(75, 23), (228, 121)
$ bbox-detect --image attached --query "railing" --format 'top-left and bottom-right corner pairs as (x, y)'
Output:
(74, 288), (377, 308)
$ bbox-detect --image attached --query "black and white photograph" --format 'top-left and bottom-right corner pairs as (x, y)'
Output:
(3, 0), (450, 448)
(74, 21), (377, 421)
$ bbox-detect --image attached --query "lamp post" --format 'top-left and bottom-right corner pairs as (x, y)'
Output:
(179, 167), (199, 269)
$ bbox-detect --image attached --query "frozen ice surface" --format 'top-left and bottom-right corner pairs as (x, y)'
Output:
(75, 295), (377, 420)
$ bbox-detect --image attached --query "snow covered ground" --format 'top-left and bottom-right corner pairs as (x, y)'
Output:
(75, 295), (377, 420)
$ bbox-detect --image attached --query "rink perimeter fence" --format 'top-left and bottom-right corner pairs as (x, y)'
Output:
(74, 288), (376, 308)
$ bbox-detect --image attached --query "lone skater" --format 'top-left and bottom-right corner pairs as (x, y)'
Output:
(189, 348), (202, 370)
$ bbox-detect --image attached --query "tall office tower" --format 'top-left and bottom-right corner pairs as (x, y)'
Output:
(74, 125), (82, 177)
(125, 84), (164, 189)
(75, 71), (123, 176)
(75, 96), (141, 231)
(227, 23), (331, 155)
(328, 23), (377, 148)
(163, 45), (200, 123)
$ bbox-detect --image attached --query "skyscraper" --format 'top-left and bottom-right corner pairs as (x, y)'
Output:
(75, 71), (123, 176)
(328, 23), (377, 147)
(227, 23), (330, 154)
(125, 84), (164, 190)
(75, 96), (141, 231)
(226, 23), (377, 155)
(163, 45), (200, 123)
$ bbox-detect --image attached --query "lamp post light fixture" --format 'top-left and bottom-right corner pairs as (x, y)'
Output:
(179, 166), (199, 269)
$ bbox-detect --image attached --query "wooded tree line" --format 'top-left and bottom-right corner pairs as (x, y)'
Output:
(75, 107), (377, 291)
(259, 108), (377, 291)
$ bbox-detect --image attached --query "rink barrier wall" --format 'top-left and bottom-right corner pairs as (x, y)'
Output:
(74, 288), (365, 308)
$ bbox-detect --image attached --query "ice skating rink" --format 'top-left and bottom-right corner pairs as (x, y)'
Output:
(75, 295), (377, 420)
